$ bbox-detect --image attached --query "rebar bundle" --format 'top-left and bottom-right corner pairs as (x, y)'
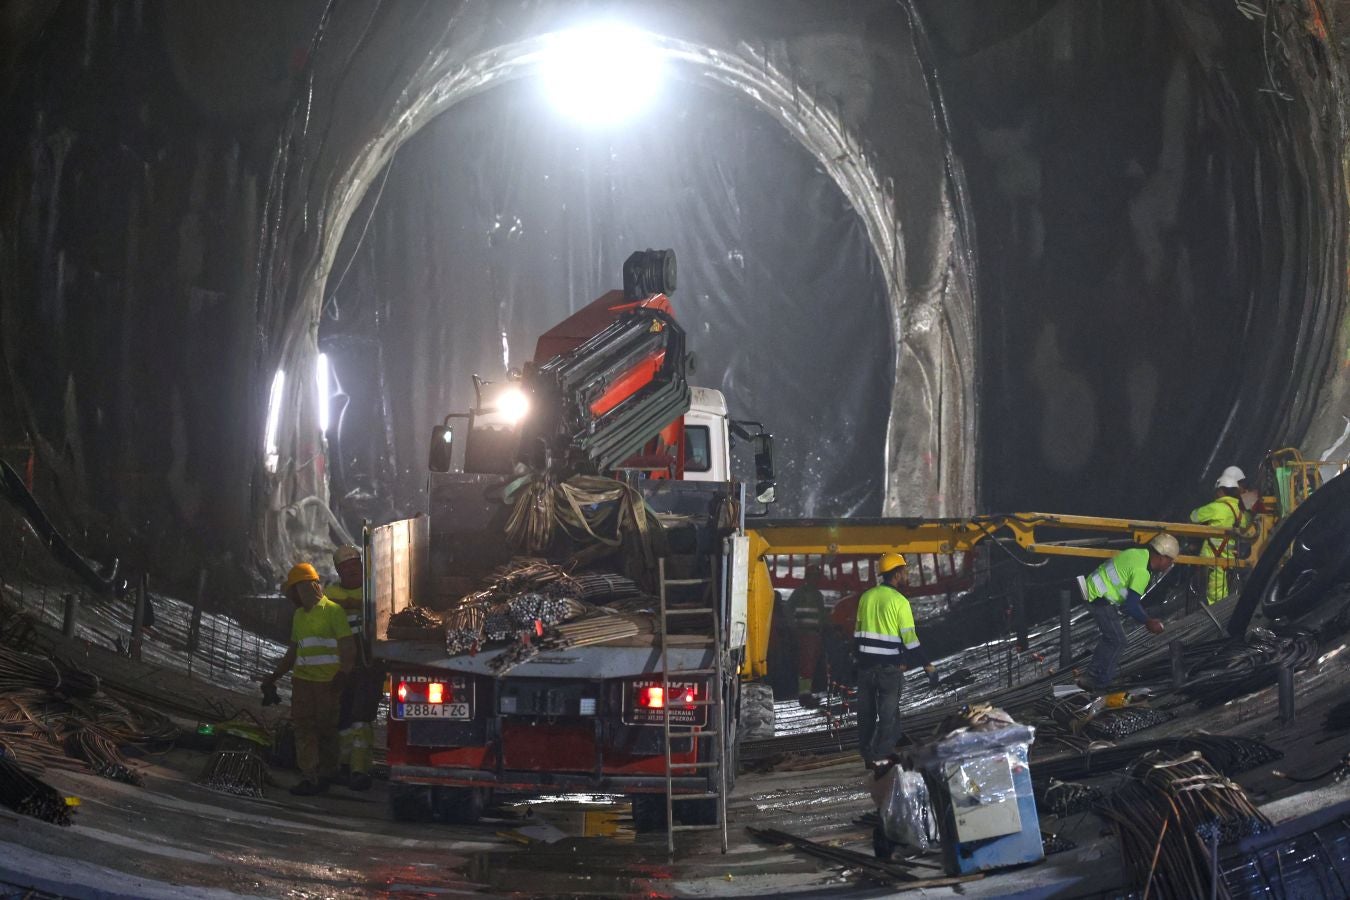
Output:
(1096, 751), (1270, 899)
(0, 644), (100, 697)
(1032, 734), (1282, 786)
(387, 606), (442, 630)
(1039, 778), (1102, 818)
(487, 610), (657, 675)
(0, 753), (72, 826)
(196, 750), (266, 798)
(441, 560), (635, 656)
(0, 664), (174, 784)
(64, 726), (142, 785)
(1083, 706), (1174, 740)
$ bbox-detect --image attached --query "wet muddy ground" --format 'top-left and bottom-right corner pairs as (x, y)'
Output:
(4, 579), (1350, 897)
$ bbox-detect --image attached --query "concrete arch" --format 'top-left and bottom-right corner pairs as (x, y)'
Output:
(258, 5), (974, 567)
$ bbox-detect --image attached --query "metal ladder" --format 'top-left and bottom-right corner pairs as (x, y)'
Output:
(657, 555), (729, 855)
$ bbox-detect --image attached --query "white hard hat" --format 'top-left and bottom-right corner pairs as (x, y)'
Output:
(1216, 465), (1246, 488)
(332, 545), (361, 566)
(1149, 533), (1180, 559)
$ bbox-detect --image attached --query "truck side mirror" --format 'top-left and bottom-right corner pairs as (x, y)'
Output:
(752, 433), (776, 504)
(429, 425), (454, 472)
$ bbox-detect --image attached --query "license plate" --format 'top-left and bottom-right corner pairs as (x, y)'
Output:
(398, 702), (470, 720)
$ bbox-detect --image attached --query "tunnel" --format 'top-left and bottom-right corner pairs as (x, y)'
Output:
(1, 2), (1350, 895)
(2, 1), (1344, 595)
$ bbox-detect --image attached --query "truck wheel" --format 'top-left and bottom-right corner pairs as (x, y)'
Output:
(389, 784), (433, 822)
(433, 786), (489, 825)
(631, 794), (668, 833)
(738, 682), (775, 742)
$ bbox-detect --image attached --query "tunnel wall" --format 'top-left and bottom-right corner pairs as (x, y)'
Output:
(917, 0), (1348, 518)
(0, 0), (1344, 593)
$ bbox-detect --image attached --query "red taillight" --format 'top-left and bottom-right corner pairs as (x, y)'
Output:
(427, 682), (445, 704)
(682, 687), (696, 707)
(642, 686), (665, 709)
(397, 681), (408, 703)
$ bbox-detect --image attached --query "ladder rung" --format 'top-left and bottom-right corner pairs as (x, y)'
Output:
(663, 667), (719, 675)
(668, 727), (720, 737)
(663, 607), (715, 616)
(663, 578), (711, 586)
(671, 822), (723, 831)
(681, 699), (720, 707)
(670, 792), (723, 801)
(666, 760), (720, 770)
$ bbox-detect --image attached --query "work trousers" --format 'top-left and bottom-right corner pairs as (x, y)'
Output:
(796, 629), (823, 690)
(338, 664), (382, 774)
(1086, 599), (1127, 687)
(857, 663), (904, 763)
(292, 676), (341, 782)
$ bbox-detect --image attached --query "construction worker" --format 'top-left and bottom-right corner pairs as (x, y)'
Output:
(1076, 534), (1176, 692)
(325, 544), (379, 791)
(853, 553), (938, 766)
(1221, 464), (1267, 515)
(1190, 471), (1250, 604)
(262, 563), (354, 796)
(789, 564), (827, 694)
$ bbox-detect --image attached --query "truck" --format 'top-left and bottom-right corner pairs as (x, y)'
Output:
(365, 250), (777, 845)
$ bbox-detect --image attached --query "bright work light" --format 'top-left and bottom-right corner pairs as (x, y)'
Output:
(264, 369), (285, 473)
(539, 24), (662, 125)
(497, 387), (531, 424)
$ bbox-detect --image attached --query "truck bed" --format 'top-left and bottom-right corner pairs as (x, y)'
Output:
(375, 633), (715, 679)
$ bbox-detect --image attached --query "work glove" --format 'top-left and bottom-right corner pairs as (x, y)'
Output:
(1145, 618), (1165, 635)
(260, 680), (281, 707)
(926, 668), (941, 688)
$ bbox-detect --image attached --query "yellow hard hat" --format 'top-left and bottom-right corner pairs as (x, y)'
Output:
(878, 552), (907, 575)
(332, 545), (361, 567)
(282, 563), (320, 592)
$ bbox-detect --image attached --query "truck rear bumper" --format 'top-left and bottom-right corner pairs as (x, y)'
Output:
(390, 764), (710, 795)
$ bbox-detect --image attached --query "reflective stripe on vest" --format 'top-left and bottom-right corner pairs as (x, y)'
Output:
(1087, 558), (1128, 605)
(1083, 548), (1150, 606)
(853, 585), (920, 658)
(291, 598), (350, 682)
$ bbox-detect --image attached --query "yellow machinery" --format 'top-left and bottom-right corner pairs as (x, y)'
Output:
(740, 509), (1271, 679)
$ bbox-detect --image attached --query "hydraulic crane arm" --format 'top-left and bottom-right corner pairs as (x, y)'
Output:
(748, 511), (1261, 569)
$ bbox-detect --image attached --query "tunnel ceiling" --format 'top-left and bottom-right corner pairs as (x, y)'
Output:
(319, 76), (894, 531)
(0, 0), (1345, 593)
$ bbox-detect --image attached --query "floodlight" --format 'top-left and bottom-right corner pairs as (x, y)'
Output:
(540, 24), (662, 125)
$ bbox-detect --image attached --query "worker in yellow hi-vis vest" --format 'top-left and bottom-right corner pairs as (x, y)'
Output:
(325, 544), (380, 791)
(1076, 535), (1175, 692)
(853, 553), (938, 767)
(262, 563), (354, 796)
(1190, 470), (1251, 604)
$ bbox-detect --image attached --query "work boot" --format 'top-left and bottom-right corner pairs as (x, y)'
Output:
(348, 771), (372, 791)
(289, 779), (325, 797)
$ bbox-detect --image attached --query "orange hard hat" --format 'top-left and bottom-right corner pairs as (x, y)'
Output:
(282, 563), (320, 592)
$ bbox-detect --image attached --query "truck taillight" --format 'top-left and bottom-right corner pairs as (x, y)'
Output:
(396, 680), (452, 704)
(636, 683), (696, 709)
